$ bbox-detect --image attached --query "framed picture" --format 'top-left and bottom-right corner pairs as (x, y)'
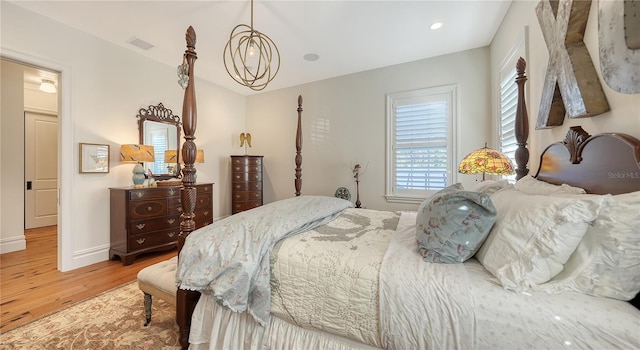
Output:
(79, 143), (110, 173)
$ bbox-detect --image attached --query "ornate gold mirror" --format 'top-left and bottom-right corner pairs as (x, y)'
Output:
(137, 103), (181, 180)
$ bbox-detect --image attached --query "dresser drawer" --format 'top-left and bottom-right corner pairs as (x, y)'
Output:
(129, 187), (180, 200)
(233, 200), (262, 212)
(129, 214), (181, 234)
(231, 157), (262, 166)
(232, 182), (262, 192)
(194, 208), (213, 228)
(232, 172), (262, 183)
(129, 229), (179, 250)
(232, 164), (262, 173)
(195, 193), (212, 209)
(232, 191), (263, 201)
(129, 200), (168, 219)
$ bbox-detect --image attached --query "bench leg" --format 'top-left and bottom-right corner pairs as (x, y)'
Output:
(143, 293), (153, 326)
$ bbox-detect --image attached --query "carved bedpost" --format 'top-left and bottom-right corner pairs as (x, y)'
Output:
(515, 57), (530, 180)
(295, 95), (303, 196)
(177, 26), (200, 350)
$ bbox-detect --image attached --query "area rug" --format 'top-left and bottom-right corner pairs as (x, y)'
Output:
(0, 282), (180, 349)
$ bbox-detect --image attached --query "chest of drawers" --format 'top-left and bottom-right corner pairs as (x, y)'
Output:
(109, 183), (213, 265)
(231, 155), (263, 214)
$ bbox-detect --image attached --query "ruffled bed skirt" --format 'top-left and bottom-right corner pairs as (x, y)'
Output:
(189, 294), (380, 350)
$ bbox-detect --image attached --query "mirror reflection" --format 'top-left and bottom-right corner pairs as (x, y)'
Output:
(137, 103), (181, 180)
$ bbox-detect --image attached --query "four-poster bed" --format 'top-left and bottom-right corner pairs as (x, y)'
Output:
(174, 27), (639, 349)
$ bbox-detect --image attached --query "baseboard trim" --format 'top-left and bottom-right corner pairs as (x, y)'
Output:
(0, 235), (27, 254)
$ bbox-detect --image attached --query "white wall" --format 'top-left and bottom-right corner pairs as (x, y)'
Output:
(490, 0), (640, 173)
(1, 2), (245, 270)
(247, 47), (492, 212)
(0, 59), (26, 253)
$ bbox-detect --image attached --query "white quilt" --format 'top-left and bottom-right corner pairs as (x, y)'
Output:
(270, 208), (399, 347)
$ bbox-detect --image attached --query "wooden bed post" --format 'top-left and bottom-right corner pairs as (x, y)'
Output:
(177, 26), (200, 350)
(514, 57), (530, 180)
(295, 95), (303, 196)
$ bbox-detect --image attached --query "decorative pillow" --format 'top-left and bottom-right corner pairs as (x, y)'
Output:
(535, 191), (640, 300)
(475, 187), (611, 291)
(416, 184), (497, 264)
(514, 174), (586, 195)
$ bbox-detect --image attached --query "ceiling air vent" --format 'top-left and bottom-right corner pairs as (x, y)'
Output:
(127, 37), (155, 51)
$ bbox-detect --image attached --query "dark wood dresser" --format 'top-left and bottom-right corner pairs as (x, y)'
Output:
(231, 155), (263, 214)
(109, 183), (213, 265)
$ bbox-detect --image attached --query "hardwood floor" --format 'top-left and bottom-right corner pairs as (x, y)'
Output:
(0, 225), (176, 333)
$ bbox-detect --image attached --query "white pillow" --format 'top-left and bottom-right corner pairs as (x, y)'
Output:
(514, 175), (586, 195)
(535, 191), (640, 300)
(469, 179), (510, 196)
(475, 187), (611, 291)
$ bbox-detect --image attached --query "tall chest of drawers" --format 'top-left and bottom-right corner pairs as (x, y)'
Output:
(109, 183), (213, 265)
(231, 155), (263, 214)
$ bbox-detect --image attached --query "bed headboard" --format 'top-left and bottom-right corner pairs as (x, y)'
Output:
(535, 126), (640, 195)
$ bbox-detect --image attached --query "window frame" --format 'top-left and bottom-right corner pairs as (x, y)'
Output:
(496, 27), (528, 182)
(385, 84), (458, 204)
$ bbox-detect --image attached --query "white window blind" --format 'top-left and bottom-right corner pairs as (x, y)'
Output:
(386, 85), (456, 203)
(149, 129), (168, 175)
(499, 66), (518, 167)
(497, 27), (527, 182)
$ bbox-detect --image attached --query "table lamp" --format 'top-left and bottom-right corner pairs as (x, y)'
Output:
(458, 143), (514, 181)
(120, 144), (155, 187)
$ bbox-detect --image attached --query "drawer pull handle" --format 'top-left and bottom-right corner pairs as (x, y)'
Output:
(177, 207), (183, 212)
(169, 189), (176, 195)
(203, 211), (209, 216)
(199, 199), (204, 203)
(136, 238), (146, 244)
(167, 219), (175, 224)
(136, 193), (144, 198)
(136, 224), (146, 230)
(168, 232), (176, 237)
(147, 206), (153, 211)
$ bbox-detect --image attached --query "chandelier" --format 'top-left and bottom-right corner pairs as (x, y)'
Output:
(223, 0), (280, 91)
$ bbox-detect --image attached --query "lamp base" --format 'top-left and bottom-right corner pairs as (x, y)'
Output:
(132, 162), (146, 187)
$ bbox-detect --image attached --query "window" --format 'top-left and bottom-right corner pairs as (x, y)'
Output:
(386, 84), (457, 203)
(497, 27), (528, 182)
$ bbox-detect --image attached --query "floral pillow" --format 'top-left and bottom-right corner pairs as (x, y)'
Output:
(416, 184), (497, 263)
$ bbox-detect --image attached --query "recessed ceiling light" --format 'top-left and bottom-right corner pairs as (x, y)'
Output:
(430, 22), (443, 30)
(303, 53), (320, 62)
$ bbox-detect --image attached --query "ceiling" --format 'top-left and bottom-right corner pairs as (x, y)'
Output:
(12, 0), (513, 96)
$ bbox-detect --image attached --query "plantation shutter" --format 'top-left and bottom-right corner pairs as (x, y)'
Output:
(499, 66), (518, 181)
(394, 95), (448, 191)
(149, 129), (168, 175)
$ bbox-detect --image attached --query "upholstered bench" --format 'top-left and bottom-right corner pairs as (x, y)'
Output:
(137, 256), (178, 326)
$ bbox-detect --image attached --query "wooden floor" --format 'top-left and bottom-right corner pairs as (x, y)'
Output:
(0, 226), (176, 333)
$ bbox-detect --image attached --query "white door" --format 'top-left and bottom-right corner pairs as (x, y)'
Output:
(25, 112), (58, 229)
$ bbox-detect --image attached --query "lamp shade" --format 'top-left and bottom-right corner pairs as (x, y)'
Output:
(119, 144), (155, 163)
(458, 145), (514, 180)
(164, 150), (178, 163)
(166, 149), (204, 163)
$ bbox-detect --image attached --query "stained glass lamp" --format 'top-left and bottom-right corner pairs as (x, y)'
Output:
(458, 144), (514, 181)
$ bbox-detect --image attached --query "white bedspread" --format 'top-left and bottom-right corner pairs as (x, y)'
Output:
(380, 212), (640, 350)
(176, 195), (352, 326)
(270, 208), (399, 347)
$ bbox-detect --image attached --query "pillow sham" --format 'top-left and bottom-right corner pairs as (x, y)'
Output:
(514, 174), (586, 195)
(475, 187), (611, 291)
(416, 184), (497, 264)
(535, 191), (640, 300)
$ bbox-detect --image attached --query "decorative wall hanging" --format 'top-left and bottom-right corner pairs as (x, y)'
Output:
(79, 143), (110, 173)
(240, 132), (252, 154)
(535, 0), (610, 129)
(599, 0), (640, 94)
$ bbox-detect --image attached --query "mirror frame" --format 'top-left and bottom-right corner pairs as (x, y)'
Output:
(137, 103), (182, 180)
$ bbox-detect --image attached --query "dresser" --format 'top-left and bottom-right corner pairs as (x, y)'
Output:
(109, 183), (213, 265)
(231, 155), (263, 214)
